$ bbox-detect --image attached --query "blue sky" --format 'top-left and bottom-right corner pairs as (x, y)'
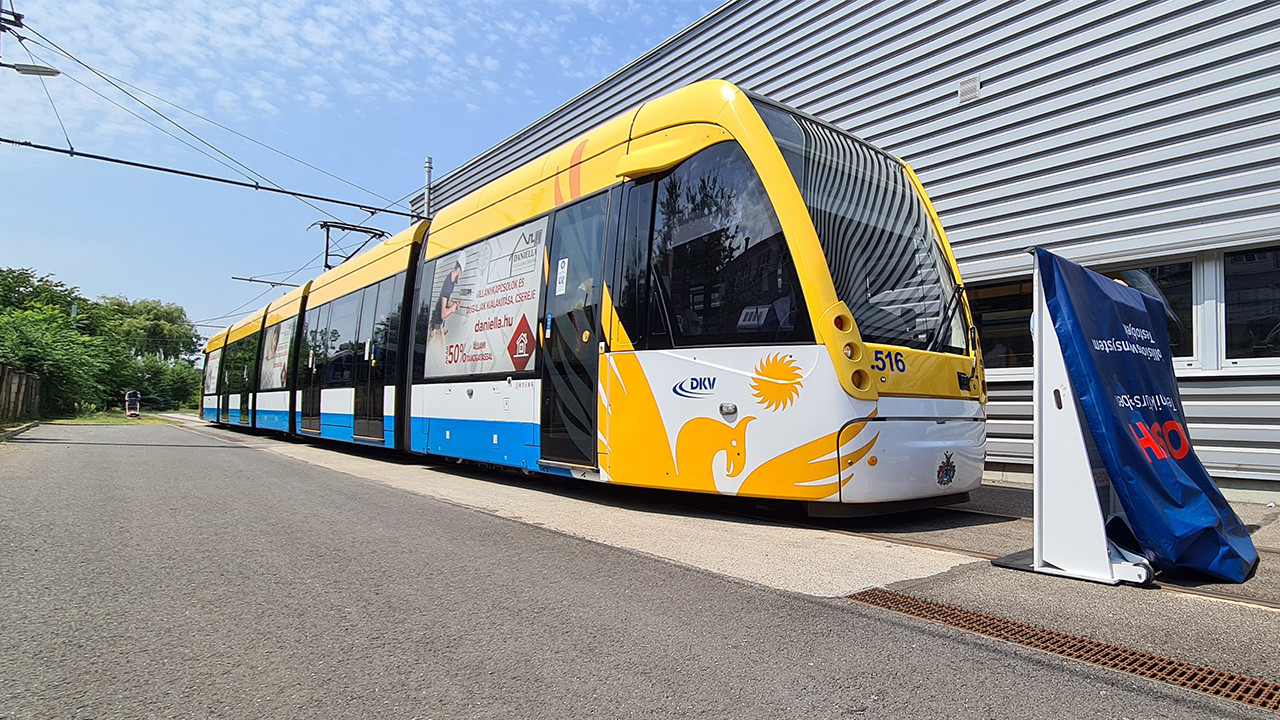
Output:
(0, 0), (720, 336)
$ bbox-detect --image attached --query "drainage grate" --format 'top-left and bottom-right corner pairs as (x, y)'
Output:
(848, 587), (1280, 713)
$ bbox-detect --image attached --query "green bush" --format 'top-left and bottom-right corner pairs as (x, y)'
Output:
(0, 305), (107, 415)
(0, 267), (204, 416)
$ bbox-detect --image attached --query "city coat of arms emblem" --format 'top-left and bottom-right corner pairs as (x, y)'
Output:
(936, 451), (956, 486)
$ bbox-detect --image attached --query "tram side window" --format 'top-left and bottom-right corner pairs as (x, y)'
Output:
(221, 334), (259, 395)
(613, 181), (663, 348)
(376, 272), (405, 381)
(300, 304), (330, 386)
(204, 349), (221, 394)
(355, 283), (380, 381)
(410, 260), (436, 384)
(325, 292), (362, 388)
(648, 141), (812, 348)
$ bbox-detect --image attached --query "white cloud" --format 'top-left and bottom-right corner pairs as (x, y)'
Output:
(300, 90), (330, 108)
(5, 0), (719, 153)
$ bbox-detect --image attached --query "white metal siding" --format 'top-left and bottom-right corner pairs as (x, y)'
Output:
(411, 0), (1280, 484)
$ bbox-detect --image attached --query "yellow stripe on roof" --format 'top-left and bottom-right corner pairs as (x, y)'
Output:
(424, 80), (750, 260)
(264, 281), (311, 328)
(227, 307), (267, 344)
(204, 330), (228, 353)
(307, 221), (427, 308)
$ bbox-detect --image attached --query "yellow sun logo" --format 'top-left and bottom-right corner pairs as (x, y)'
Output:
(750, 353), (803, 412)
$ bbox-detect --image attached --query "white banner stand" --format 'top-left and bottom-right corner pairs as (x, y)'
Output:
(994, 253), (1153, 585)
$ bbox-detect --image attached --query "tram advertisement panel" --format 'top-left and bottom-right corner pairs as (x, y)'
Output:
(424, 217), (546, 377)
(204, 348), (221, 394)
(1036, 248), (1256, 583)
(258, 317), (296, 390)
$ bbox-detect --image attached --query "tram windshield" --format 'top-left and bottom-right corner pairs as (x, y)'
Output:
(753, 100), (967, 355)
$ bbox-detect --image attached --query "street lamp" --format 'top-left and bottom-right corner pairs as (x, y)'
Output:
(0, 61), (59, 77)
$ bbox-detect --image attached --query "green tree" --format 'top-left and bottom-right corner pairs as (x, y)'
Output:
(96, 295), (202, 360)
(130, 354), (202, 410)
(0, 267), (205, 414)
(0, 267), (86, 315)
(0, 305), (106, 414)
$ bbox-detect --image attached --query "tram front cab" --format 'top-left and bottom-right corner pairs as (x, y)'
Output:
(596, 82), (985, 514)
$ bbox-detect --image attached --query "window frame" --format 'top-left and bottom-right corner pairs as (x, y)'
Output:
(1214, 243), (1280, 372)
(975, 241), (1280, 382)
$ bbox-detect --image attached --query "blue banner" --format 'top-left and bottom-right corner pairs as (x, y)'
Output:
(1036, 248), (1257, 583)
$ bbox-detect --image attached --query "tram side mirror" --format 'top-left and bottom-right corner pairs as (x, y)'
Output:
(968, 326), (981, 386)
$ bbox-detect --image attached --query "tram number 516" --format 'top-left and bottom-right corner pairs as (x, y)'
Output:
(872, 350), (907, 373)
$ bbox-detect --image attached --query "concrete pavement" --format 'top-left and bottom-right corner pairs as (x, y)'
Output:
(1, 422), (1276, 718)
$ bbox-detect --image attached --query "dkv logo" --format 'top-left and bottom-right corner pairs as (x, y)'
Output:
(672, 377), (717, 398)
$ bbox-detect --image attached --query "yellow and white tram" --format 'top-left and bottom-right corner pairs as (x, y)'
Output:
(202, 80), (986, 514)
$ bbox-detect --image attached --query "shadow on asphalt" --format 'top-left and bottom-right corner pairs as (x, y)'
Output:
(193, 421), (1036, 535)
(11, 434), (255, 449)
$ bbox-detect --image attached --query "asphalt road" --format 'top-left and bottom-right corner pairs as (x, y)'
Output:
(0, 424), (1269, 719)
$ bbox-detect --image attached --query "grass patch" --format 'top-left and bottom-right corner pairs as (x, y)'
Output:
(47, 411), (177, 426)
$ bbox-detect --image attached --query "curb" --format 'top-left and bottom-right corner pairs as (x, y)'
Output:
(0, 421), (39, 442)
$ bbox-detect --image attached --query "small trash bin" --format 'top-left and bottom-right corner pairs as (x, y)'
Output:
(124, 391), (141, 419)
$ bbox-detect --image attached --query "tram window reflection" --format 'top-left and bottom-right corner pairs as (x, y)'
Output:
(649, 142), (811, 348)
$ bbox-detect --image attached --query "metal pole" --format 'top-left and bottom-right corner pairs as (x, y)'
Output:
(423, 156), (433, 221)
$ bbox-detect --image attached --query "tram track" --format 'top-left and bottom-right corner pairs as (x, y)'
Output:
(727, 501), (1280, 711)
(720, 503), (1280, 612)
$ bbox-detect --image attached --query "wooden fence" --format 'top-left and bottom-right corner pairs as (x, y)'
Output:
(0, 364), (40, 421)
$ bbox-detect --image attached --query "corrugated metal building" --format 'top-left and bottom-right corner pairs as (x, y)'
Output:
(413, 0), (1280, 498)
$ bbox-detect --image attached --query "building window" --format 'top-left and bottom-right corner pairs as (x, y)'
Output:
(970, 244), (1280, 377)
(970, 260), (1193, 372)
(1104, 261), (1193, 359)
(970, 281), (1032, 369)
(1224, 244), (1280, 361)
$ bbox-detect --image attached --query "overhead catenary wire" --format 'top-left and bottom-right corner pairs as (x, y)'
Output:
(3, 27), (398, 331)
(3, 12), (431, 330)
(197, 184), (425, 327)
(15, 24), (348, 225)
(102, 70), (409, 211)
(13, 44), (273, 186)
(16, 32), (411, 214)
(8, 39), (416, 318)
(18, 36), (71, 150)
(0, 137), (421, 219)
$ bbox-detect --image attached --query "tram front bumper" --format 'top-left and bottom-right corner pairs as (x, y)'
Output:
(837, 400), (986, 505)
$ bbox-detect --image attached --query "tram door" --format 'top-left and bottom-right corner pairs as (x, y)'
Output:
(540, 193), (610, 467)
(238, 379), (251, 425)
(353, 278), (398, 440)
(299, 305), (327, 433)
(218, 380), (230, 422)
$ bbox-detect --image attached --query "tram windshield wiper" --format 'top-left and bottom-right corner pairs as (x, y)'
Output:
(926, 283), (966, 353)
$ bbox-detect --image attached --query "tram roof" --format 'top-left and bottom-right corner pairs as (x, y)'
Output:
(204, 329), (228, 353)
(425, 79), (761, 258)
(227, 306), (267, 344)
(306, 221), (428, 308)
(263, 281), (311, 327)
